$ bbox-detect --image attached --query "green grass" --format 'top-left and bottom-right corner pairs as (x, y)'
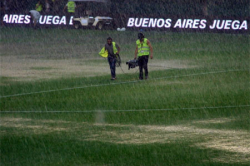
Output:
(29, 67), (53, 70)
(1, 69), (249, 111)
(0, 27), (249, 166)
(1, 134), (241, 166)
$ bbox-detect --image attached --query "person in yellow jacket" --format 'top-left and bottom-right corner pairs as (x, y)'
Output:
(134, 33), (153, 80)
(63, 1), (76, 25)
(105, 37), (120, 80)
(63, 1), (76, 13)
(35, 1), (43, 12)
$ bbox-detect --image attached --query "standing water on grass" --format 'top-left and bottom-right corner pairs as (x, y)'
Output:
(1, 1), (249, 166)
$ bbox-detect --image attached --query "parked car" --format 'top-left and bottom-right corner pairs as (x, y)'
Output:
(71, 0), (115, 30)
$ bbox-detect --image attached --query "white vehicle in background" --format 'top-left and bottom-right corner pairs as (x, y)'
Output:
(71, 0), (114, 30)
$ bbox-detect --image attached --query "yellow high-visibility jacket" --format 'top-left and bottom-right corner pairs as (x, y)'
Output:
(99, 47), (108, 58)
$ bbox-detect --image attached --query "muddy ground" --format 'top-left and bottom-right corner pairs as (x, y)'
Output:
(0, 55), (194, 82)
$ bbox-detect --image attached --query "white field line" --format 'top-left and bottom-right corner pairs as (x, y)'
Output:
(0, 105), (249, 113)
(0, 69), (248, 99)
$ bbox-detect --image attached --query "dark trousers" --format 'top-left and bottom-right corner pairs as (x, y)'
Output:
(66, 13), (74, 27)
(108, 57), (116, 78)
(138, 55), (149, 79)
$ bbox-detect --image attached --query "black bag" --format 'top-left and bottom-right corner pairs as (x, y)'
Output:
(126, 59), (138, 70)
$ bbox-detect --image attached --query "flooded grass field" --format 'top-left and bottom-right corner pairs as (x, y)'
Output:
(0, 27), (249, 166)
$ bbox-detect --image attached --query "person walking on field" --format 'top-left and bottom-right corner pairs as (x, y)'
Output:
(134, 33), (153, 80)
(105, 37), (121, 80)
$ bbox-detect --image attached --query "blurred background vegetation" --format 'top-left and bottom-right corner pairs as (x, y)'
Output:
(2, 0), (249, 17)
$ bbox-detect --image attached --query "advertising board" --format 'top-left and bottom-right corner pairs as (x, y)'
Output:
(2, 13), (249, 33)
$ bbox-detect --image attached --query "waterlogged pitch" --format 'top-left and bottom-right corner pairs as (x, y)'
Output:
(0, 28), (249, 166)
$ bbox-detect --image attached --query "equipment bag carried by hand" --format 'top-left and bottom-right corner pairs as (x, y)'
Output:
(126, 59), (138, 70)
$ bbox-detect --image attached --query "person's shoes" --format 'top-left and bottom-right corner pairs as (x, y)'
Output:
(145, 76), (148, 80)
(139, 77), (143, 80)
(111, 77), (116, 80)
